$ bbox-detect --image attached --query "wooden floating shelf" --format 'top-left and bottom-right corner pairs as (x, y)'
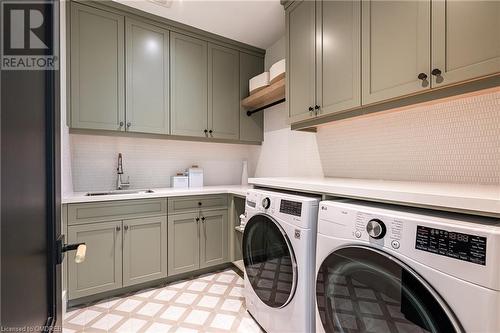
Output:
(241, 77), (286, 116)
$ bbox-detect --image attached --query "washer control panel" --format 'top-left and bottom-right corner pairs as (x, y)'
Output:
(415, 225), (487, 265)
(354, 212), (403, 249)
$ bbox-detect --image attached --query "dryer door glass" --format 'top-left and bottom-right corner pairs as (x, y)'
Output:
(316, 247), (461, 333)
(242, 214), (297, 308)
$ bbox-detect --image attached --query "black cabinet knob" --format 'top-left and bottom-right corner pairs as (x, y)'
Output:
(308, 107), (314, 111)
(198, 202), (202, 206)
(209, 130), (213, 134)
(314, 105), (320, 109)
(431, 68), (442, 76)
(204, 129), (208, 134)
(417, 73), (428, 81)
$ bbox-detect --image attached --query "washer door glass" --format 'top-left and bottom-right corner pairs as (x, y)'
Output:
(316, 247), (461, 333)
(242, 214), (297, 308)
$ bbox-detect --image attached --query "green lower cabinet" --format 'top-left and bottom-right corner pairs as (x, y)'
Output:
(123, 216), (168, 287)
(168, 213), (201, 275)
(200, 210), (228, 269)
(168, 209), (229, 276)
(68, 221), (123, 300)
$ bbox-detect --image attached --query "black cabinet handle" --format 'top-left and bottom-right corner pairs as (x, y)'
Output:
(418, 73), (428, 81)
(195, 217), (200, 222)
(201, 217), (205, 222)
(204, 129), (208, 134)
(198, 202), (202, 206)
(308, 107), (314, 111)
(314, 105), (320, 109)
(431, 68), (442, 76)
(209, 130), (213, 134)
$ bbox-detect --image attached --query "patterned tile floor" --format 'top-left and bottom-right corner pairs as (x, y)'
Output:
(63, 269), (263, 333)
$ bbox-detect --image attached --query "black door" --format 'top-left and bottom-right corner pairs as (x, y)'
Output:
(1, 1), (61, 330)
(242, 214), (297, 308)
(316, 246), (463, 333)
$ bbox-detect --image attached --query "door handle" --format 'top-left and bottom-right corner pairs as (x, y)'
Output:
(195, 217), (200, 237)
(201, 216), (206, 237)
(56, 235), (86, 264)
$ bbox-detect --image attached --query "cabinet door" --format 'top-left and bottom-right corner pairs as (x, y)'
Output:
(168, 213), (200, 275)
(123, 216), (168, 287)
(286, 0), (317, 123)
(70, 4), (125, 131)
(208, 44), (240, 140)
(317, 0), (361, 116)
(362, 0), (430, 105)
(239, 53), (264, 142)
(170, 33), (208, 138)
(126, 19), (170, 134)
(68, 221), (122, 300)
(200, 210), (228, 269)
(432, 0), (500, 87)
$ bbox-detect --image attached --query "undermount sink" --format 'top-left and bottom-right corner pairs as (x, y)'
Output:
(85, 189), (155, 196)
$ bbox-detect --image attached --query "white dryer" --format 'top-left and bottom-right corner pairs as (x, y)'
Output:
(242, 189), (320, 333)
(315, 199), (500, 333)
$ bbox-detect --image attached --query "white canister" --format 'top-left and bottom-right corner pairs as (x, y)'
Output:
(171, 175), (189, 188)
(188, 167), (204, 187)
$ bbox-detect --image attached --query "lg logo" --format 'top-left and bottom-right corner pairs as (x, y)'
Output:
(1, 1), (57, 70)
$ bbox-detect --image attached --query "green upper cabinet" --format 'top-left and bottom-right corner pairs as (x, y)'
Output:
(122, 216), (168, 287)
(286, 0), (317, 123)
(361, 0), (431, 105)
(125, 19), (170, 134)
(170, 33), (208, 138)
(239, 53), (265, 142)
(70, 4), (125, 131)
(431, 0), (500, 87)
(208, 44), (240, 140)
(69, 2), (263, 142)
(317, 0), (361, 116)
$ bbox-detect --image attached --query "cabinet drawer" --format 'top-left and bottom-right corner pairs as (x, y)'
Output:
(168, 195), (227, 214)
(68, 198), (167, 225)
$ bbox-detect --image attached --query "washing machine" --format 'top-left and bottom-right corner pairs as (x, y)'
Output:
(315, 199), (500, 333)
(242, 189), (320, 333)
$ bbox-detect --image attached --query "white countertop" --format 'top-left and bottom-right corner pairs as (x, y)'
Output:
(62, 185), (251, 204)
(249, 177), (500, 217)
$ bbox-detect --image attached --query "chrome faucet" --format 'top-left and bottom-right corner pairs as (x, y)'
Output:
(116, 153), (130, 190)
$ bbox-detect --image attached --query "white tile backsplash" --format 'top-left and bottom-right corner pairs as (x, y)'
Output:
(70, 134), (256, 192)
(316, 89), (500, 184)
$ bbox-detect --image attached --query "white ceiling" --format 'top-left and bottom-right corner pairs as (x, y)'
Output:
(113, 0), (285, 49)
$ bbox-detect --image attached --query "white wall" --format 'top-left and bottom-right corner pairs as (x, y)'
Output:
(251, 36), (324, 178)
(316, 89), (500, 184)
(70, 134), (255, 192)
